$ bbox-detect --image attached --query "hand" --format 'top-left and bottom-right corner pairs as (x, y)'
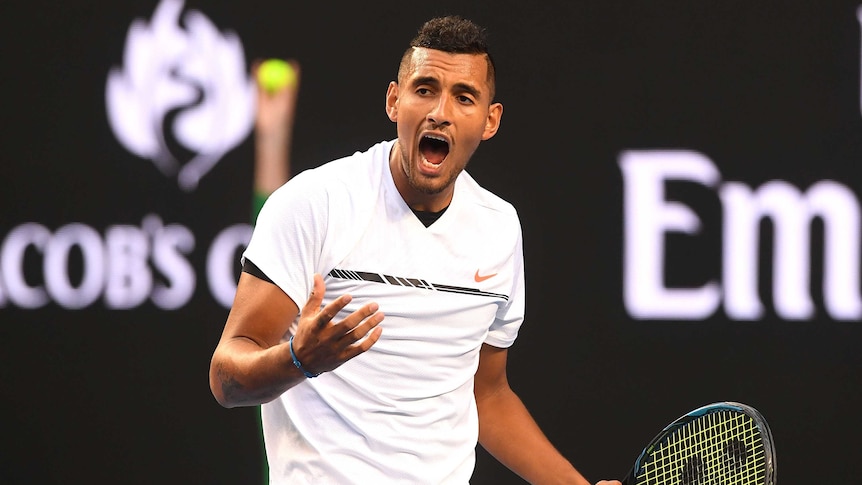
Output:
(254, 59), (300, 137)
(289, 273), (384, 375)
(594, 481), (622, 485)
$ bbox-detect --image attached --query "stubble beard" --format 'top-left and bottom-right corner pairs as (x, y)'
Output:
(406, 167), (453, 195)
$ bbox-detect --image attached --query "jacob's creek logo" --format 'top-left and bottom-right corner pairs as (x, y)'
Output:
(0, 217), (250, 311)
(106, 0), (255, 191)
(0, 0), (256, 311)
(617, 6), (862, 322)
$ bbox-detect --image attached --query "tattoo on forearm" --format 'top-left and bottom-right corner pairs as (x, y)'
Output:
(216, 362), (276, 403)
(217, 363), (244, 401)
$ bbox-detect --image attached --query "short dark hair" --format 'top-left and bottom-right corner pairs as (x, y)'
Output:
(398, 16), (497, 100)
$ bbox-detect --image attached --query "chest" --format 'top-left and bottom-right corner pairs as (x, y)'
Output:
(324, 207), (513, 346)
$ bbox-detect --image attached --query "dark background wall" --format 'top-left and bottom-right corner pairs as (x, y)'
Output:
(2, 1), (860, 483)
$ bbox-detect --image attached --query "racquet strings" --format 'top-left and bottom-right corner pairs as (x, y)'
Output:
(635, 409), (767, 485)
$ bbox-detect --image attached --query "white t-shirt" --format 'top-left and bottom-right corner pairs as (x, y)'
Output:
(244, 139), (526, 484)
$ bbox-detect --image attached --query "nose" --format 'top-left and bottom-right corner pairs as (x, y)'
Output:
(427, 96), (452, 126)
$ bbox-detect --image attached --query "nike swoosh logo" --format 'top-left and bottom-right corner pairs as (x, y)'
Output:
(474, 270), (498, 283)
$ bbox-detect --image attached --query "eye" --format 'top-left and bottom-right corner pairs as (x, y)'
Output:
(457, 95), (475, 105)
(416, 87), (433, 96)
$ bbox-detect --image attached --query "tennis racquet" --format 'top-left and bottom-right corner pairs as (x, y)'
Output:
(622, 401), (776, 485)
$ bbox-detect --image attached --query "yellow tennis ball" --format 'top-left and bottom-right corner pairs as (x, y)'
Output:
(257, 59), (296, 93)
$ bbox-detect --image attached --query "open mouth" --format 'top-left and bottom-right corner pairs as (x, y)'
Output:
(419, 135), (449, 165)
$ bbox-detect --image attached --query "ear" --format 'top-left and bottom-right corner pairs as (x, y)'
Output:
(481, 102), (503, 141)
(385, 81), (399, 122)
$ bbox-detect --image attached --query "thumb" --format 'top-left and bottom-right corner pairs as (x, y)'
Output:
(302, 273), (326, 317)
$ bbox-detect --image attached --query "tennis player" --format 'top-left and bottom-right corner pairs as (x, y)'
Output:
(210, 15), (621, 485)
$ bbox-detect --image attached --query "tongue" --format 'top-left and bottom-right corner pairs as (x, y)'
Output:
(424, 150), (445, 165)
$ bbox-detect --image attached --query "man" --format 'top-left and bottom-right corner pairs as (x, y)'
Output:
(210, 15), (620, 485)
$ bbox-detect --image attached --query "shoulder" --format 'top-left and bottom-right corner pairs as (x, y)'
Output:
(457, 170), (520, 223)
(296, 140), (389, 182)
(267, 140), (392, 210)
(453, 171), (523, 255)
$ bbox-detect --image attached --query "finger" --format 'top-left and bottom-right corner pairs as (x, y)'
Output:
(300, 274), (328, 319)
(286, 59), (301, 90)
(343, 308), (384, 344)
(333, 302), (380, 337)
(348, 324), (383, 356)
(315, 290), (354, 328)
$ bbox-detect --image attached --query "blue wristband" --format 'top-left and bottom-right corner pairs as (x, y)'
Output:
(289, 336), (319, 378)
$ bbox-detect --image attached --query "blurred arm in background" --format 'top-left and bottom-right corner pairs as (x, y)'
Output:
(251, 59), (300, 224)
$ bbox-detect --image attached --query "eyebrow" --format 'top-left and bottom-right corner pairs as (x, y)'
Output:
(412, 76), (483, 99)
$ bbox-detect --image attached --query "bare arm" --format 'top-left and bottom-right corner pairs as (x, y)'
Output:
(475, 344), (622, 485)
(253, 59), (300, 195)
(209, 272), (384, 408)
